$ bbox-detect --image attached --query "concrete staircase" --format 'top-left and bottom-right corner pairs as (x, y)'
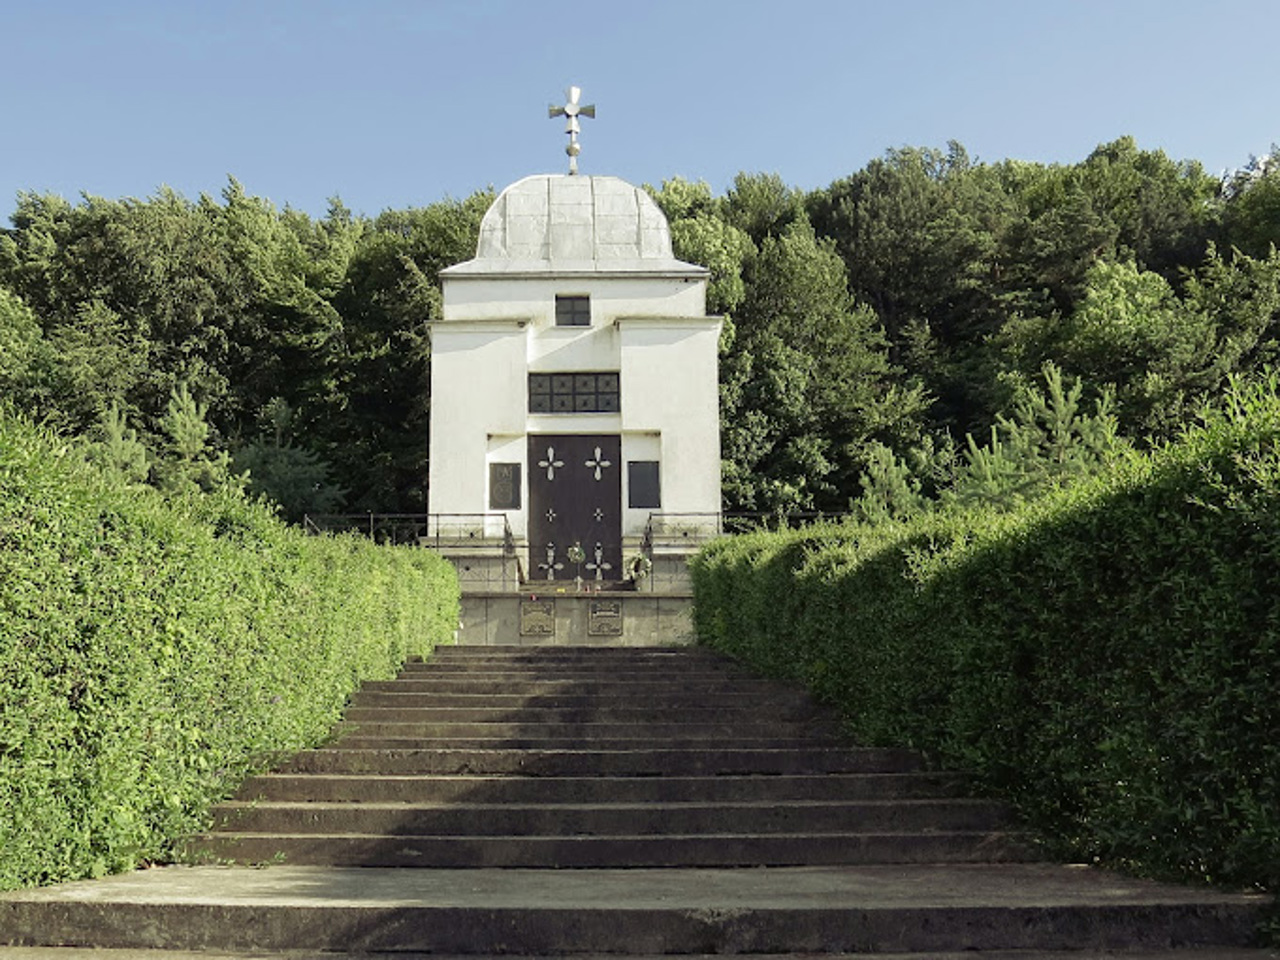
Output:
(0, 645), (1272, 957)
(198, 645), (1030, 869)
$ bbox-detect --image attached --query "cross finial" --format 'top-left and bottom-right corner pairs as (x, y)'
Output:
(548, 85), (595, 175)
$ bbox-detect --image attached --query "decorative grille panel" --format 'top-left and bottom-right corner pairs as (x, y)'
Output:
(529, 372), (620, 414)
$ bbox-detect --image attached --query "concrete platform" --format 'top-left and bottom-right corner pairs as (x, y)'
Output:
(458, 591), (694, 646)
(1, 864), (1268, 954)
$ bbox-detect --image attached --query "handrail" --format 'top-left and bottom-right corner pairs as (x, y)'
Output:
(301, 513), (514, 551)
(641, 510), (853, 556)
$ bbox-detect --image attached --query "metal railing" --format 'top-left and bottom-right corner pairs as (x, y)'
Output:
(302, 513), (516, 554)
(303, 513), (434, 545)
(421, 514), (516, 554)
(640, 511), (853, 555)
(640, 512), (722, 556)
(721, 511), (851, 534)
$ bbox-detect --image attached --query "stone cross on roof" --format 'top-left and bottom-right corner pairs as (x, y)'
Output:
(548, 86), (595, 176)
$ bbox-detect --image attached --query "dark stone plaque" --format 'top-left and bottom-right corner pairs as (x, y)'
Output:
(627, 460), (661, 509)
(519, 599), (555, 637)
(489, 462), (521, 510)
(588, 599), (623, 637)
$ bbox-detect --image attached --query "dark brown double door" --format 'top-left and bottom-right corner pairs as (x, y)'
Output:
(527, 435), (622, 583)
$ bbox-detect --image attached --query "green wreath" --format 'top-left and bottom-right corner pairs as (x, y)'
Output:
(566, 543), (586, 565)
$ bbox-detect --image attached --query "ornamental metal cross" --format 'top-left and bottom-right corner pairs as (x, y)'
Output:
(538, 446), (565, 480)
(584, 445), (612, 481)
(549, 85), (595, 175)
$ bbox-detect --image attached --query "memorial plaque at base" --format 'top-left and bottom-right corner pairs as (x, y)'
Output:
(588, 599), (623, 637)
(520, 599), (555, 637)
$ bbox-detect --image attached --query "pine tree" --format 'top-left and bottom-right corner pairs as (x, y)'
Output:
(945, 363), (1127, 509)
(152, 383), (233, 494)
(851, 442), (929, 523)
(82, 403), (149, 483)
(233, 397), (345, 522)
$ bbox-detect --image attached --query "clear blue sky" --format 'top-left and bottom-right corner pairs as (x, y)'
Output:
(2, 0), (1276, 221)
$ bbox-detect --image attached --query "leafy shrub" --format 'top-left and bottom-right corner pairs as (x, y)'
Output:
(0, 411), (459, 888)
(692, 375), (1280, 894)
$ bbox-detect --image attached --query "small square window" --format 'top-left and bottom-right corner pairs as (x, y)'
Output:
(555, 295), (591, 327)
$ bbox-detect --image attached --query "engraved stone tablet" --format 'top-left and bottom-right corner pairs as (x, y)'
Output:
(588, 599), (623, 637)
(489, 462), (521, 510)
(520, 600), (555, 636)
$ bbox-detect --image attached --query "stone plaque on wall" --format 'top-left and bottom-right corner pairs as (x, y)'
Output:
(588, 599), (623, 637)
(519, 599), (555, 636)
(627, 460), (661, 509)
(489, 462), (521, 510)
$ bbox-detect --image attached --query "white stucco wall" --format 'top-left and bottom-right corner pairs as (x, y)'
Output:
(617, 318), (722, 534)
(442, 275), (707, 326)
(428, 174), (722, 558)
(429, 290), (721, 534)
(427, 321), (527, 522)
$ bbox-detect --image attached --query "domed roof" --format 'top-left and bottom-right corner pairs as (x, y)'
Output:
(442, 175), (707, 277)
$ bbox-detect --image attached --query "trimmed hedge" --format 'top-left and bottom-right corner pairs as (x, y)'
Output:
(692, 379), (1280, 894)
(0, 413), (459, 889)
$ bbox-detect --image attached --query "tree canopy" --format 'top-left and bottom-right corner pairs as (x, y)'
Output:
(2, 137), (1276, 519)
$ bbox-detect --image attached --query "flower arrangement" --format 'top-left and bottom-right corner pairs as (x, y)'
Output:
(626, 553), (652, 581)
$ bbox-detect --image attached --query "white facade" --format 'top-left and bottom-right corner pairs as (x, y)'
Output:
(429, 174), (721, 582)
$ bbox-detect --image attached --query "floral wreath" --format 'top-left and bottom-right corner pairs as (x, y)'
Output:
(626, 553), (652, 580)
(566, 543), (586, 565)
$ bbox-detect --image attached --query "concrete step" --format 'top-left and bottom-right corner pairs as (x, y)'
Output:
(210, 798), (1012, 835)
(415, 658), (724, 671)
(278, 746), (923, 776)
(401, 653), (745, 667)
(425, 645), (712, 659)
(0, 865), (1266, 953)
(340, 704), (826, 723)
(346, 690), (813, 709)
(328, 735), (842, 750)
(329, 720), (841, 739)
(359, 677), (790, 694)
(235, 771), (971, 803)
(397, 663), (752, 678)
(188, 830), (1036, 867)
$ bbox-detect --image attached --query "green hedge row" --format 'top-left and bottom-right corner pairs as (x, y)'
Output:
(0, 412), (459, 889)
(691, 379), (1279, 894)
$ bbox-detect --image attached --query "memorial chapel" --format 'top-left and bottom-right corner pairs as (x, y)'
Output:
(427, 148), (722, 586)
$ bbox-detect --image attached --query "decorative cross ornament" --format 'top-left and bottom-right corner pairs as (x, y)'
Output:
(584, 446), (612, 481)
(538, 446), (565, 480)
(539, 542), (565, 580)
(549, 86), (595, 175)
(585, 541), (613, 581)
